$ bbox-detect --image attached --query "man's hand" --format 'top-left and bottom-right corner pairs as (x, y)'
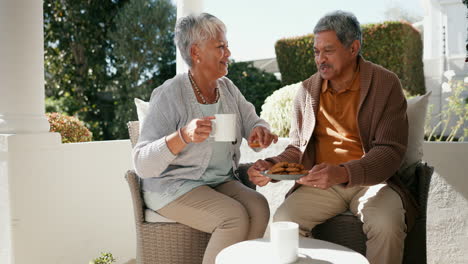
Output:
(247, 159), (274, 187)
(248, 126), (278, 148)
(297, 163), (349, 189)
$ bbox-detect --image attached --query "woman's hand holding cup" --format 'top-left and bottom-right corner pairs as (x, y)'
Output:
(182, 116), (215, 143)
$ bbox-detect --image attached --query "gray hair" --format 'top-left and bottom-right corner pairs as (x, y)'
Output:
(174, 13), (226, 67)
(313, 11), (362, 54)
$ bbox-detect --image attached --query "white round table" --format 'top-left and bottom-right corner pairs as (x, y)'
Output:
(216, 237), (369, 264)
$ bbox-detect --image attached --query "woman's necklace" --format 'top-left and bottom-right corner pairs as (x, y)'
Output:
(188, 71), (219, 104)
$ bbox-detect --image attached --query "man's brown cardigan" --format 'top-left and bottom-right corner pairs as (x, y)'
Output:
(268, 56), (418, 230)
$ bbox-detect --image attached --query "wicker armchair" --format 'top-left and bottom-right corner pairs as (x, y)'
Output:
(312, 162), (433, 264)
(126, 170), (209, 264)
(126, 121), (253, 264)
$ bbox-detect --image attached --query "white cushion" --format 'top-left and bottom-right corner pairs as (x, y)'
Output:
(401, 92), (431, 169)
(134, 98), (149, 129)
(134, 98), (176, 223)
(145, 209), (177, 223)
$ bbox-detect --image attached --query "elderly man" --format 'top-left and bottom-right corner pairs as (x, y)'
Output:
(248, 10), (416, 264)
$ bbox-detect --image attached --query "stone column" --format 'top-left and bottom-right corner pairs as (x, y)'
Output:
(0, 0), (50, 134)
(176, 0), (204, 74)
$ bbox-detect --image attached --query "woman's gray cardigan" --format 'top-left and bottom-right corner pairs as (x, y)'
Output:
(132, 73), (269, 196)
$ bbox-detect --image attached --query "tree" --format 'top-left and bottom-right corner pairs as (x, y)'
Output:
(107, 0), (176, 139)
(226, 61), (281, 115)
(44, 0), (128, 139)
(43, 0), (176, 140)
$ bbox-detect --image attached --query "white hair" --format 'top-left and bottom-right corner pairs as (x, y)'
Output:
(174, 13), (226, 67)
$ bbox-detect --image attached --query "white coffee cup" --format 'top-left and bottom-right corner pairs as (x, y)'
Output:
(270, 221), (299, 263)
(210, 114), (236, 142)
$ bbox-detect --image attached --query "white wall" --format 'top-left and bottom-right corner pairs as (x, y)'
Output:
(0, 135), (135, 264)
(423, 142), (468, 264)
(1, 137), (467, 264)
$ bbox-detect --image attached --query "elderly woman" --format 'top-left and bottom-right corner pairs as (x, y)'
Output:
(133, 13), (277, 264)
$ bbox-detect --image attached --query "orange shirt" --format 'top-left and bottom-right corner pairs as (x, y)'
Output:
(313, 70), (364, 165)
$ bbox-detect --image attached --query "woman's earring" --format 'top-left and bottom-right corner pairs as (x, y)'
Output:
(197, 59), (200, 63)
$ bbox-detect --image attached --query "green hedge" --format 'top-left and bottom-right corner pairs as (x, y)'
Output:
(275, 34), (315, 86)
(275, 21), (425, 95)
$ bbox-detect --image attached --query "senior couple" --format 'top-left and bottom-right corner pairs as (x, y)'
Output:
(133, 10), (412, 264)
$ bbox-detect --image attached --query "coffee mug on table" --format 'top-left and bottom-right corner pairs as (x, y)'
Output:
(210, 114), (236, 142)
(270, 221), (299, 263)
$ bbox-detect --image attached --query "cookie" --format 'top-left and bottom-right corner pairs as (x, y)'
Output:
(269, 167), (286, 174)
(249, 141), (261, 148)
(285, 167), (301, 172)
(288, 171), (306, 175)
(272, 162), (288, 169)
(287, 163), (304, 169)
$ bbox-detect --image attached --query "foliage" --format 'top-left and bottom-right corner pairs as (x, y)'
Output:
(226, 61), (282, 114)
(275, 22), (425, 96)
(260, 82), (301, 137)
(274, 34), (315, 86)
(425, 72), (468, 142)
(43, 0), (176, 140)
(46, 113), (92, 143)
(107, 0), (176, 139)
(44, 0), (127, 139)
(89, 252), (116, 264)
(361, 22), (425, 96)
(45, 93), (82, 114)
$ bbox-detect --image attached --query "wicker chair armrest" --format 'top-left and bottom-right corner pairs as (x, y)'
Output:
(415, 162), (434, 218)
(127, 121), (140, 148)
(125, 170), (145, 224)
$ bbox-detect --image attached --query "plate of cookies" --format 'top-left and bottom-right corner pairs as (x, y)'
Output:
(261, 162), (308, 180)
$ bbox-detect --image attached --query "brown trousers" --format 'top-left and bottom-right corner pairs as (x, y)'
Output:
(273, 183), (406, 264)
(158, 180), (270, 264)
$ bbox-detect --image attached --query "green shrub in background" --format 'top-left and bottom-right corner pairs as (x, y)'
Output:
(361, 22), (425, 95)
(45, 94), (84, 116)
(89, 252), (116, 264)
(274, 34), (315, 86)
(275, 21), (425, 96)
(227, 60), (282, 115)
(425, 71), (468, 142)
(260, 82), (301, 137)
(46, 112), (93, 143)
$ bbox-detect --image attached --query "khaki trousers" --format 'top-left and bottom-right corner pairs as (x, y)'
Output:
(158, 180), (270, 264)
(273, 183), (406, 264)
